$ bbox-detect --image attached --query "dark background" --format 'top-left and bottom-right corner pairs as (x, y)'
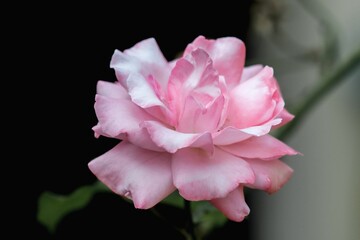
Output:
(29, 2), (256, 239)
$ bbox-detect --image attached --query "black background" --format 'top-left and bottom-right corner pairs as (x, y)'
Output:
(27, 2), (256, 239)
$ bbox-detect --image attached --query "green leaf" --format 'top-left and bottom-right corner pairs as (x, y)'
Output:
(160, 191), (183, 208)
(37, 181), (109, 233)
(196, 208), (227, 237)
(192, 201), (227, 238)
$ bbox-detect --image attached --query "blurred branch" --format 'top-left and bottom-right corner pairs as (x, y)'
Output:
(298, 0), (340, 71)
(249, 0), (340, 75)
(276, 48), (360, 141)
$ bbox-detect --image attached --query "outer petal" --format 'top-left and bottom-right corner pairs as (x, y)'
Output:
(88, 141), (175, 209)
(213, 118), (281, 146)
(240, 118), (282, 136)
(96, 80), (129, 99)
(213, 126), (252, 145)
(241, 64), (263, 82)
(210, 186), (250, 222)
(270, 77), (285, 120)
(245, 159), (293, 194)
(184, 36), (246, 87)
(273, 108), (295, 128)
(220, 134), (298, 160)
(93, 95), (163, 151)
(110, 38), (170, 89)
(228, 66), (280, 129)
(172, 147), (255, 201)
(141, 121), (213, 153)
(94, 95), (153, 138)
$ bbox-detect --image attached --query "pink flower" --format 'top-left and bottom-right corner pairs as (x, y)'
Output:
(88, 36), (298, 222)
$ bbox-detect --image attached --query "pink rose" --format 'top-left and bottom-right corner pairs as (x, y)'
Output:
(88, 36), (298, 222)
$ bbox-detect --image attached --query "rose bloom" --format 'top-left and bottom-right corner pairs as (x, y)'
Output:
(88, 36), (298, 222)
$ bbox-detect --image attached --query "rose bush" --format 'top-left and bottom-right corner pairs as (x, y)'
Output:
(88, 36), (298, 221)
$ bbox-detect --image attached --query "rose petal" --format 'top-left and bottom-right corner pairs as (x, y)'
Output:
(126, 72), (174, 125)
(240, 118), (282, 136)
(228, 66), (280, 129)
(241, 64), (263, 82)
(110, 38), (170, 89)
(93, 95), (163, 151)
(270, 77), (285, 119)
(172, 147), (255, 201)
(126, 127), (165, 152)
(217, 76), (230, 128)
(88, 141), (175, 209)
(168, 49), (221, 125)
(178, 75), (228, 133)
(245, 159), (293, 194)
(220, 134), (298, 160)
(96, 80), (129, 99)
(127, 73), (165, 108)
(141, 121), (213, 153)
(178, 92), (225, 133)
(213, 118), (282, 146)
(210, 185), (250, 222)
(184, 35), (246, 87)
(94, 95), (153, 138)
(273, 108), (295, 128)
(213, 126), (252, 145)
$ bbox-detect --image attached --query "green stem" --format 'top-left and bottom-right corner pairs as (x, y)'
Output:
(184, 199), (197, 240)
(150, 208), (190, 239)
(276, 48), (360, 141)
